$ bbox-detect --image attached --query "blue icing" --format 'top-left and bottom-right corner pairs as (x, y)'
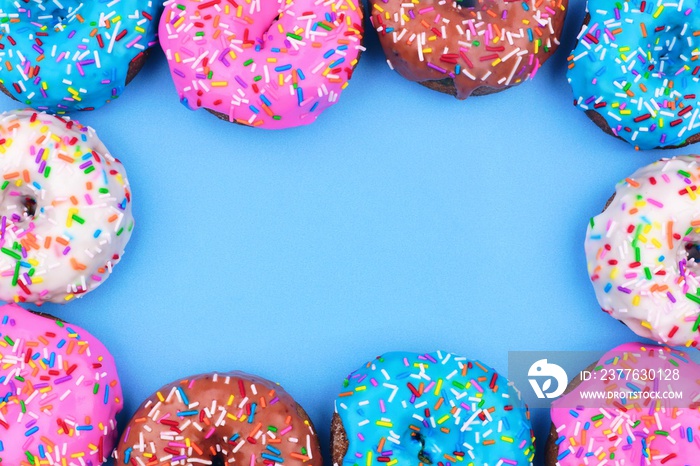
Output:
(0, 0), (162, 113)
(335, 351), (534, 466)
(567, 0), (700, 149)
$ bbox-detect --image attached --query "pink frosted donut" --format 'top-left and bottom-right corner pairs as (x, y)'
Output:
(0, 303), (122, 465)
(548, 342), (700, 465)
(158, 0), (365, 129)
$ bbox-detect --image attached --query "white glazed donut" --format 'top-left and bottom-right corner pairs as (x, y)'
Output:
(0, 109), (134, 304)
(585, 155), (700, 347)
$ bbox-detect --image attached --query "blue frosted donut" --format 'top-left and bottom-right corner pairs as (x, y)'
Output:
(567, 0), (700, 150)
(0, 1), (162, 113)
(332, 351), (534, 466)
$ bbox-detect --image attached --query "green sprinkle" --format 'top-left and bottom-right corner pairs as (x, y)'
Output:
(686, 293), (700, 306)
(1, 247), (21, 260)
(93, 383), (100, 395)
(14, 375), (24, 382)
(84, 166), (95, 175)
(1, 181), (8, 190)
(71, 214), (85, 225)
(679, 170), (692, 178)
(451, 381), (465, 389)
(244, 59), (254, 66)
(4, 335), (14, 345)
(655, 430), (669, 436)
(98, 188), (109, 194)
(693, 314), (700, 331)
(644, 267), (652, 280)
(286, 33), (302, 40)
(11, 262), (19, 286)
(44, 166), (51, 178)
(591, 414), (604, 421)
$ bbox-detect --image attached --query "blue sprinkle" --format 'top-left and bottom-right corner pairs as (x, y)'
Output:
(274, 64), (292, 72)
(323, 49), (335, 58)
(57, 339), (66, 349)
(177, 386), (190, 406)
(93, 229), (102, 238)
(249, 403), (257, 423)
(260, 95), (272, 106)
(25, 426), (39, 436)
(329, 58), (345, 68)
(267, 445), (282, 455)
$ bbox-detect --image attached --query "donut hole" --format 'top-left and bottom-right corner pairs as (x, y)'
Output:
(410, 431), (433, 464)
(455, 0), (479, 8)
(210, 452), (226, 466)
(647, 24), (691, 76)
(1, 191), (38, 224)
(685, 242), (700, 268)
(21, 196), (37, 219)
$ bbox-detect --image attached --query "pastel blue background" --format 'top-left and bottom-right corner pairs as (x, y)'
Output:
(1, 0), (694, 463)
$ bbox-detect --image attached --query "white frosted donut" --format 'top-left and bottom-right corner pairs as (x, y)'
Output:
(585, 155), (700, 347)
(0, 109), (134, 304)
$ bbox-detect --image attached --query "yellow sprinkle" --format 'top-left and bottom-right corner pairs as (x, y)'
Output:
(376, 420), (393, 427)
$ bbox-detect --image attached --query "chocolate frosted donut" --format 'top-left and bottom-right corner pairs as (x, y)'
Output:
(115, 371), (321, 465)
(370, 0), (568, 99)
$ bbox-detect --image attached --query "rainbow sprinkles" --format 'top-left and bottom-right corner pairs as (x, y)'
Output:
(567, 0), (700, 149)
(333, 350), (535, 466)
(158, 0), (365, 129)
(0, 1), (162, 112)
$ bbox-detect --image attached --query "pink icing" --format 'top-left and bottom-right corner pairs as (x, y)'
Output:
(550, 342), (700, 465)
(0, 304), (122, 465)
(158, 0), (365, 129)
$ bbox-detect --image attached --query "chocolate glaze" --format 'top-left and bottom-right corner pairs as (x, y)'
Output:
(115, 371), (321, 465)
(372, 0), (568, 99)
